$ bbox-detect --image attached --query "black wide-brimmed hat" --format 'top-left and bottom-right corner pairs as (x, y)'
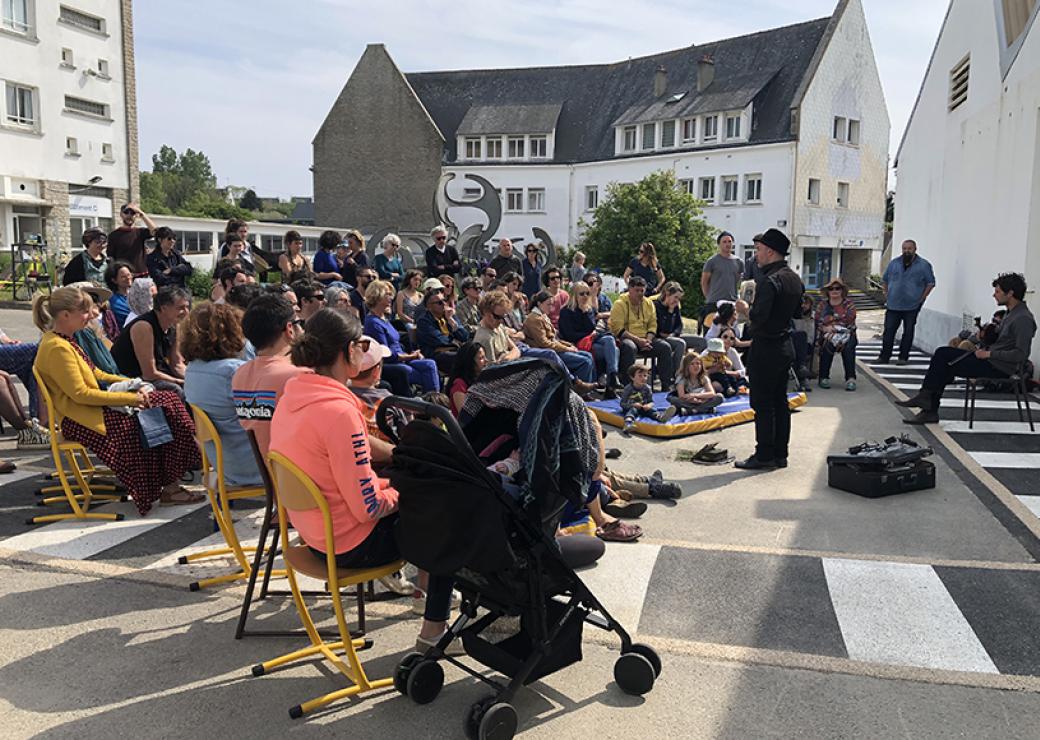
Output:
(754, 228), (790, 256)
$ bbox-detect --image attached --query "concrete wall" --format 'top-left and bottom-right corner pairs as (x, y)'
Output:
(792, 0), (890, 287)
(895, 1), (1040, 362)
(313, 44), (444, 234)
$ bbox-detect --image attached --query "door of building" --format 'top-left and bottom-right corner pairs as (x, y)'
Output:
(801, 248), (833, 289)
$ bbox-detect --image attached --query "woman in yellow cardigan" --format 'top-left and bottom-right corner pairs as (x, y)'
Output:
(33, 287), (201, 514)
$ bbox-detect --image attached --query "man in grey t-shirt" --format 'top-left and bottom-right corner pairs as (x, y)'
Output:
(699, 231), (744, 333)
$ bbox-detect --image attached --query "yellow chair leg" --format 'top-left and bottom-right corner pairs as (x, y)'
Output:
(28, 511), (123, 525)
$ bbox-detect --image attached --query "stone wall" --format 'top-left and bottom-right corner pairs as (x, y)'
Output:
(42, 181), (70, 256)
(313, 44), (443, 233)
(120, 0), (140, 203)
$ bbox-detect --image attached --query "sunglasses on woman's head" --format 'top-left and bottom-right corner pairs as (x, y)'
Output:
(352, 338), (371, 351)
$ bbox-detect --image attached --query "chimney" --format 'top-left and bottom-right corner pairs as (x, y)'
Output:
(653, 65), (667, 98)
(697, 54), (715, 92)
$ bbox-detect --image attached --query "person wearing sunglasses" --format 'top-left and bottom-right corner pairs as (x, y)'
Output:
(270, 308), (457, 652)
(292, 278), (329, 321)
(62, 227), (109, 286)
(423, 224), (461, 280)
(416, 288), (469, 373)
(107, 202), (157, 276)
(540, 267), (570, 329)
(521, 243), (544, 299)
(814, 276), (858, 391)
(147, 226), (194, 289)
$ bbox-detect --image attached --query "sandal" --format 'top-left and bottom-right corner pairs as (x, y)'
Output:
(0, 460), (16, 474)
(160, 487), (206, 506)
(595, 519), (643, 542)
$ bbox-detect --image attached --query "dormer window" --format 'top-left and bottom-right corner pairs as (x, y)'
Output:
(622, 126), (637, 152)
(662, 120), (676, 147)
(508, 136), (525, 158)
(530, 135), (548, 158)
(725, 114), (741, 139)
(703, 115), (718, 141)
(486, 137), (503, 159)
(681, 118), (696, 143)
(464, 137), (482, 159)
(641, 123), (656, 150)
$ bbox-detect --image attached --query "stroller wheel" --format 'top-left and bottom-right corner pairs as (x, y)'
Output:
(614, 652), (656, 695)
(465, 696), (518, 740)
(406, 659), (444, 705)
(624, 643), (662, 678)
(394, 651), (424, 696)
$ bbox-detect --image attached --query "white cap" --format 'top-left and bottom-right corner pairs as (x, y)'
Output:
(358, 335), (391, 372)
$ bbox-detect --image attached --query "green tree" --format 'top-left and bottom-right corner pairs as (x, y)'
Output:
(238, 188), (262, 211)
(140, 146), (253, 220)
(578, 170), (717, 315)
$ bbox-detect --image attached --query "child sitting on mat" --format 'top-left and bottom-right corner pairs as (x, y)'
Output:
(619, 364), (666, 435)
(701, 337), (743, 397)
(662, 352), (724, 420)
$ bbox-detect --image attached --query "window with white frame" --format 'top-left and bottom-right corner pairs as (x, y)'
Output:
(505, 188), (523, 213)
(949, 55), (970, 111)
(96, 58), (110, 78)
(642, 122), (656, 150)
(678, 178), (695, 195)
(464, 137), (482, 159)
(808, 178), (821, 205)
(529, 135), (547, 158)
(622, 126), (637, 152)
(486, 137), (503, 159)
(585, 186), (598, 211)
(64, 95), (107, 118)
(832, 116), (847, 142)
(681, 118), (696, 143)
(847, 118), (860, 146)
(661, 120), (675, 148)
(703, 115), (718, 141)
(507, 136), (524, 159)
(181, 230), (215, 255)
(65, 136), (79, 156)
(101, 142), (113, 161)
(744, 174), (762, 203)
(4, 82), (36, 127)
(725, 114), (741, 139)
(837, 181), (849, 208)
(699, 176), (716, 203)
(61, 48), (74, 67)
(527, 188), (546, 212)
(721, 176), (739, 204)
(59, 5), (104, 34)
(2, 0), (30, 34)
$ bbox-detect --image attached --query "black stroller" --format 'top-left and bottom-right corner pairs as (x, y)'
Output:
(378, 359), (660, 740)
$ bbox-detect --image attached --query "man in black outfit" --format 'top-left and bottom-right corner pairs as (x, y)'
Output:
(736, 229), (804, 471)
(424, 225), (461, 279)
(900, 272), (1035, 424)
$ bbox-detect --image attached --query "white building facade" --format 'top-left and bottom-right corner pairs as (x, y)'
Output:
(0, 0), (138, 259)
(894, 0), (1040, 362)
(433, 0), (888, 290)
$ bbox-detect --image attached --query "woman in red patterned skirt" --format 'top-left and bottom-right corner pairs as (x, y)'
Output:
(32, 287), (202, 515)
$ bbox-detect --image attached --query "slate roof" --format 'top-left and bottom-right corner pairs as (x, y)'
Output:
(456, 103), (563, 135)
(404, 16), (832, 164)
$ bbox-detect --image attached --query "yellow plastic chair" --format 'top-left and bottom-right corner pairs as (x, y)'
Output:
(28, 367), (123, 524)
(181, 404), (276, 591)
(253, 450), (404, 719)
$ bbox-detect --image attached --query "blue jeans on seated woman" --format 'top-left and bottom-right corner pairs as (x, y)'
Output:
(309, 514), (454, 623)
(387, 357), (440, 393)
(591, 334), (619, 375)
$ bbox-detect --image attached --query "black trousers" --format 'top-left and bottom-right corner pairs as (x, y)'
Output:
(748, 336), (794, 461)
(880, 307), (920, 361)
(921, 346), (1008, 406)
(818, 336), (858, 381)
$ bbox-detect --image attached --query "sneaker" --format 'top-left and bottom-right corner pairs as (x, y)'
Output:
(649, 481), (682, 499)
(660, 406), (678, 422)
(621, 421), (635, 437)
(819, 378), (831, 389)
(893, 358), (908, 366)
(415, 631), (466, 657)
(377, 572), (415, 596)
(845, 380), (857, 391)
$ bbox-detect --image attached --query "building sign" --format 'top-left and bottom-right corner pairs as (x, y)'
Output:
(840, 238), (866, 248)
(68, 195), (112, 218)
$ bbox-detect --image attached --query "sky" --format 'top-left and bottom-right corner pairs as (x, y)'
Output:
(135, 0), (949, 199)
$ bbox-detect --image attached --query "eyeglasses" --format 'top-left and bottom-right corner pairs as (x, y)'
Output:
(548, 275), (561, 281)
(429, 299), (445, 306)
(435, 236), (447, 241)
(526, 250), (538, 254)
(484, 272), (497, 278)
(827, 287), (843, 292)
(491, 312), (507, 322)
(353, 338), (371, 351)
(292, 319), (305, 328)
(305, 294), (325, 302)
(576, 290), (590, 296)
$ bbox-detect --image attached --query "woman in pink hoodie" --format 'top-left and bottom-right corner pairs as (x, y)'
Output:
(270, 308), (455, 652)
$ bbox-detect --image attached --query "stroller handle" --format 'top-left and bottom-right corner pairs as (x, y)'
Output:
(376, 395), (473, 452)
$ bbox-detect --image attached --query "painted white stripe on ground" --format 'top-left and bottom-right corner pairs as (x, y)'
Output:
(0, 469), (51, 488)
(941, 420), (1040, 435)
(1, 500), (208, 559)
(822, 558), (998, 673)
(873, 373), (927, 381)
(578, 542), (660, 634)
(967, 452), (1040, 469)
(940, 398), (1035, 409)
(1016, 496), (1040, 519)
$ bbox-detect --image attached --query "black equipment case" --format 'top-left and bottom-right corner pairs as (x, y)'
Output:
(827, 435), (936, 498)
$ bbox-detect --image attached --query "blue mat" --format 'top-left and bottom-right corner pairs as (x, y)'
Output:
(588, 391), (808, 438)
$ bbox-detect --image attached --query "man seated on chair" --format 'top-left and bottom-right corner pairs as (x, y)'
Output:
(608, 275), (674, 391)
(901, 272), (1036, 425)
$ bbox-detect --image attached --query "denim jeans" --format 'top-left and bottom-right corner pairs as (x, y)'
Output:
(880, 307), (920, 361)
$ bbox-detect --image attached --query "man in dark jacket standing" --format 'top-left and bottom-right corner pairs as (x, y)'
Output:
(900, 272), (1035, 424)
(424, 225), (461, 279)
(736, 229), (803, 471)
